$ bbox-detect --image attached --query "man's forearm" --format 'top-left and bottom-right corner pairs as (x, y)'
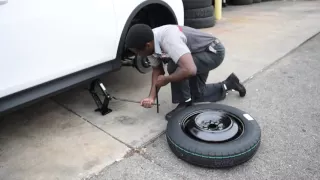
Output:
(165, 67), (193, 83)
(165, 53), (197, 83)
(149, 67), (164, 99)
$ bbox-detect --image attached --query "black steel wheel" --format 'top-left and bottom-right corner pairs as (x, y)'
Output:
(166, 103), (261, 168)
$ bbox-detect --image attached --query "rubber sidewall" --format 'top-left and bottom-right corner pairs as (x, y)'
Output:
(183, 0), (212, 10)
(184, 16), (216, 29)
(184, 6), (214, 19)
(166, 103), (261, 168)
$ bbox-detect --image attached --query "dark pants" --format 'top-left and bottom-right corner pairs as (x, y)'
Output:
(167, 41), (226, 104)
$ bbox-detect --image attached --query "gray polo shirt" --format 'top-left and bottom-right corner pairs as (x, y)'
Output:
(147, 25), (216, 67)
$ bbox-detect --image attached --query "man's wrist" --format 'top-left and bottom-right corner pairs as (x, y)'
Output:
(149, 95), (156, 100)
(165, 69), (188, 83)
(163, 76), (171, 84)
(149, 87), (157, 100)
(148, 92), (156, 99)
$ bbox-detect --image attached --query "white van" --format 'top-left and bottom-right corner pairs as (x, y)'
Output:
(0, 0), (184, 115)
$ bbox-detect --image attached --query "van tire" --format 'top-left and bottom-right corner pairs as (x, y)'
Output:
(184, 16), (216, 29)
(166, 103), (261, 168)
(184, 6), (214, 19)
(182, 0), (212, 10)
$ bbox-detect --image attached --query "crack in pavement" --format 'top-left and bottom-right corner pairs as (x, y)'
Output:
(51, 98), (135, 151)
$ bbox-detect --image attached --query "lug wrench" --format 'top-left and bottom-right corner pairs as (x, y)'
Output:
(91, 92), (160, 109)
(112, 87), (159, 113)
(112, 96), (160, 113)
(111, 96), (158, 106)
(156, 87), (159, 113)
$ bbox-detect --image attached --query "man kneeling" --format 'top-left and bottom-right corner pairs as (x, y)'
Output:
(125, 24), (246, 120)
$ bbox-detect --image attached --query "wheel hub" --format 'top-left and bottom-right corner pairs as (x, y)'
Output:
(195, 111), (233, 131)
(183, 110), (239, 142)
(134, 55), (151, 74)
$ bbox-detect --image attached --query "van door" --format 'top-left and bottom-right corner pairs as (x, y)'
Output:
(0, 0), (117, 98)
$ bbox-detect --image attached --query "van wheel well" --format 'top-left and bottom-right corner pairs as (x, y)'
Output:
(130, 4), (177, 29)
(120, 3), (178, 71)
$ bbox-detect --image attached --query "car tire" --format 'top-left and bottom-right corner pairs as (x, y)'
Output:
(166, 103), (261, 168)
(229, 0), (254, 5)
(183, 0), (212, 10)
(184, 6), (214, 19)
(253, 0), (261, 3)
(184, 16), (216, 29)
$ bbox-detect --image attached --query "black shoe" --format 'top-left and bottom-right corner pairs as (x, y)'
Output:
(165, 101), (192, 121)
(223, 73), (246, 97)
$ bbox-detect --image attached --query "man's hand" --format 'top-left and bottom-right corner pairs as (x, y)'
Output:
(140, 97), (155, 108)
(155, 75), (169, 88)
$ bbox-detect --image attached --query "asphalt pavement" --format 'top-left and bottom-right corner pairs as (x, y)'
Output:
(86, 32), (320, 180)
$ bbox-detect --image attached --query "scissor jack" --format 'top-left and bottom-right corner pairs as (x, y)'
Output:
(88, 79), (159, 116)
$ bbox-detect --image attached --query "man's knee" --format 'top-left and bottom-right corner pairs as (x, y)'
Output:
(216, 51), (225, 67)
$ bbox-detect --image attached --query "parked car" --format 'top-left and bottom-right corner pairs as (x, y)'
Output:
(0, 0), (184, 115)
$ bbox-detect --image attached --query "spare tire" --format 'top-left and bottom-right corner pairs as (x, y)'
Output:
(183, 0), (212, 10)
(184, 16), (216, 29)
(166, 103), (261, 168)
(184, 6), (214, 19)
